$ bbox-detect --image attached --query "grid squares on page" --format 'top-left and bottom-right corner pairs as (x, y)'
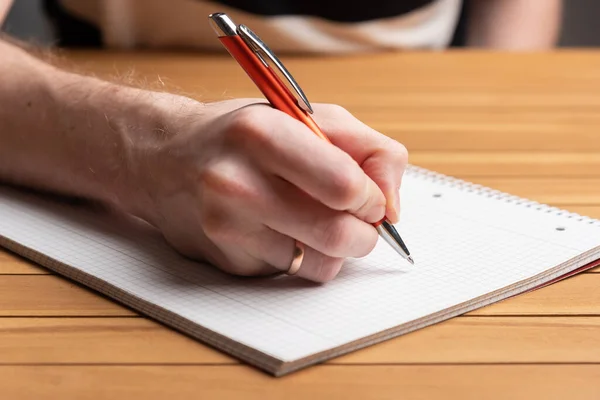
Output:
(1, 168), (600, 363)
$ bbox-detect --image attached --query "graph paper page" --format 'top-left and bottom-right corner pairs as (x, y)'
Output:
(1, 167), (599, 363)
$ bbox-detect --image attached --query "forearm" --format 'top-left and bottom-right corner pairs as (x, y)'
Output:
(0, 39), (185, 220)
(466, 0), (562, 49)
(0, 36), (409, 283)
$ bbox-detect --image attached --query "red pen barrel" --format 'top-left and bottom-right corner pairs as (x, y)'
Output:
(220, 35), (386, 227)
(219, 35), (330, 143)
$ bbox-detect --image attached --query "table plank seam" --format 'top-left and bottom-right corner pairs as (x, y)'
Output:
(0, 273), (54, 276)
(5, 314), (600, 318)
(2, 362), (600, 367)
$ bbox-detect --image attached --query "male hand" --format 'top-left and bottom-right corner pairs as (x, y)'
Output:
(130, 98), (408, 282)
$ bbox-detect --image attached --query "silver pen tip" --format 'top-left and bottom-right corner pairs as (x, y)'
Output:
(407, 256), (415, 265)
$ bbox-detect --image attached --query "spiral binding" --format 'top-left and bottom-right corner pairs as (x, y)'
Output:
(405, 165), (600, 227)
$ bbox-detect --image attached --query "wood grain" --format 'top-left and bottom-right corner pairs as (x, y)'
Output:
(0, 251), (49, 274)
(3, 365), (600, 400)
(3, 50), (600, 397)
(468, 274), (600, 315)
(334, 316), (600, 364)
(410, 152), (600, 178)
(0, 276), (135, 316)
(0, 274), (598, 317)
(0, 318), (232, 364)
(60, 51), (600, 153)
(2, 316), (600, 365)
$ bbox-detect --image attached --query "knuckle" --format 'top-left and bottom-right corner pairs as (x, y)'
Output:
(356, 192), (386, 223)
(199, 163), (259, 203)
(226, 107), (272, 146)
(392, 141), (409, 165)
(329, 168), (365, 210)
(379, 138), (408, 166)
(323, 103), (352, 119)
(321, 216), (353, 255)
(227, 106), (257, 132)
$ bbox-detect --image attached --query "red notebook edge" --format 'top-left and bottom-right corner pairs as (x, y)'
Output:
(528, 258), (600, 293)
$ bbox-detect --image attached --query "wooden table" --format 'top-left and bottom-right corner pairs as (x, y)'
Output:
(3, 51), (600, 399)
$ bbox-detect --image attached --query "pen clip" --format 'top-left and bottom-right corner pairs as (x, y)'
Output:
(237, 24), (313, 114)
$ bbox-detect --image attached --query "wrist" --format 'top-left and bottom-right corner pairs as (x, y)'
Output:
(45, 67), (201, 224)
(97, 84), (205, 227)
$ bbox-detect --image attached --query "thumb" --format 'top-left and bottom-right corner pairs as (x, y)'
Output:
(311, 104), (408, 223)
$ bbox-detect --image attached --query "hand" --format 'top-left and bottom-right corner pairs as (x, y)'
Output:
(129, 98), (408, 282)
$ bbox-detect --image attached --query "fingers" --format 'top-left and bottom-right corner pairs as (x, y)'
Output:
(243, 225), (345, 282)
(191, 101), (407, 283)
(201, 207), (345, 282)
(200, 159), (379, 260)
(261, 177), (379, 259)
(199, 162), (376, 282)
(223, 106), (387, 224)
(310, 104), (409, 223)
(154, 99), (406, 284)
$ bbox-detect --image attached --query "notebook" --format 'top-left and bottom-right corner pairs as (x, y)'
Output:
(1, 165), (599, 376)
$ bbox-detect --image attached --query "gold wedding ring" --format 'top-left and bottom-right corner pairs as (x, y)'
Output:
(287, 241), (305, 275)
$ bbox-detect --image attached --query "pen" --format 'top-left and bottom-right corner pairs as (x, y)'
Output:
(208, 12), (414, 265)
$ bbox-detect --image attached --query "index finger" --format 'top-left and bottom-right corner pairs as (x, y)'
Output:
(310, 104), (409, 223)
(231, 106), (387, 224)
